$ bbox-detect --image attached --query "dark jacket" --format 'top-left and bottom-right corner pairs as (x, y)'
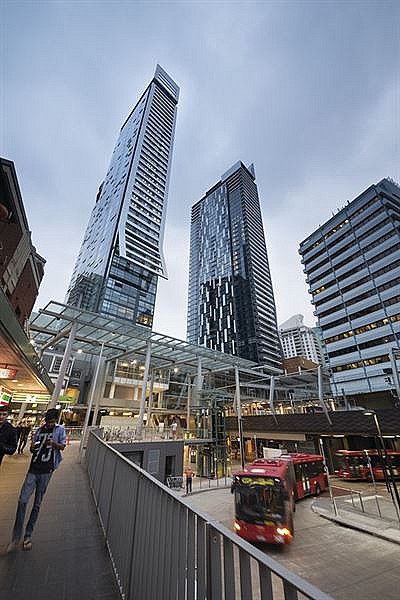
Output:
(0, 420), (18, 464)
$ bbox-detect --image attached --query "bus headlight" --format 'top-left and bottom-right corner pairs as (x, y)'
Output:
(276, 527), (292, 537)
(234, 522), (241, 531)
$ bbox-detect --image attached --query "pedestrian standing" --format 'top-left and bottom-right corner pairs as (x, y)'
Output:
(7, 408), (66, 552)
(171, 420), (178, 439)
(184, 466), (194, 494)
(0, 406), (17, 466)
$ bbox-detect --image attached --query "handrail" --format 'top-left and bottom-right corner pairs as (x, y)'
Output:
(85, 431), (332, 600)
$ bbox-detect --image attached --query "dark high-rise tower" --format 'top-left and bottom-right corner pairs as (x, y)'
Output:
(187, 161), (282, 370)
(67, 65), (179, 327)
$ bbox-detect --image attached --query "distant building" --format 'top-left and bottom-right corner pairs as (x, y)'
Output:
(0, 157), (45, 327)
(282, 356), (319, 374)
(66, 65), (179, 328)
(187, 161), (281, 370)
(299, 178), (400, 399)
(279, 314), (324, 365)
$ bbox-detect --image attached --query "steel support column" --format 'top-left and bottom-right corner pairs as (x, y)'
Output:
(49, 321), (77, 408)
(136, 339), (151, 438)
(235, 366), (245, 469)
(80, 342), (105, 454)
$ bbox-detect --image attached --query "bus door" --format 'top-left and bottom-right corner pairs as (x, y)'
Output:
(294, 463), (310, 498)
(301, 463), (311, 495)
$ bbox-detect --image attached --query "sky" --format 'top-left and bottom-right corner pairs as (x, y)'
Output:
(2, 0), (399, 340)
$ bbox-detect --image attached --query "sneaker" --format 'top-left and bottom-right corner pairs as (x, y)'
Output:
(22, 538), (32, 551)
(6, 540), (18, 553)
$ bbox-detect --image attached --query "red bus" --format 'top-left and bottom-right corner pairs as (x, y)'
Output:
(290, 453), (328, 500)
(335, 450), (400, 481)
(232, 453), (327, 544)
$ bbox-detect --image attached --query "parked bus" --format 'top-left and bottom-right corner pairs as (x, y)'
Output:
(335, 450), (400, 481)
(232, 453), (327, 544)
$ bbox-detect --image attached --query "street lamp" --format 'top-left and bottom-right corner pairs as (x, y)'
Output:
(363, 409), (400, 520)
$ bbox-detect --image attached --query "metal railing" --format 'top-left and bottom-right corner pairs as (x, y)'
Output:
(64, 426), (84, 440)
(332, 486), (386, 520)
(86, 432), (332, 600)
(101, 426), (211, 443)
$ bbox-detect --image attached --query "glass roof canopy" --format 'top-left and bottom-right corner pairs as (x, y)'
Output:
(30, 301), (258, 374)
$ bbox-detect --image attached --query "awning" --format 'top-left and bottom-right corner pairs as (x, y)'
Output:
(0, 288), (54, 396)
(29, 301), (259, 375)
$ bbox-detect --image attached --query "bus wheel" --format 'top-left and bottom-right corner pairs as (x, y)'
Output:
(315, 484), (321, 496)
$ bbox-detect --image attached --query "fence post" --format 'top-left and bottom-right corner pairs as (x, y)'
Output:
(105, 454), (119, 540)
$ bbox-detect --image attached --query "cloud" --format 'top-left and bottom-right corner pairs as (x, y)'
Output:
(2, 1), (399, 337)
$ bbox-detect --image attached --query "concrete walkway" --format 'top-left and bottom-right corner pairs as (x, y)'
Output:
(312, 493), (400, 545)
(0, 443), (120, 600)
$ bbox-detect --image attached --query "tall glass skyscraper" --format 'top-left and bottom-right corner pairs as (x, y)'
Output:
(67, 65), (179, 327)
(187, 161), (282, 370)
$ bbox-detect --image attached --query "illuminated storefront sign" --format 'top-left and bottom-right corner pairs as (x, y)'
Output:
(12, 393), (51, 404)
(0, 367), (17, 379)
(0, 386), (12, 406)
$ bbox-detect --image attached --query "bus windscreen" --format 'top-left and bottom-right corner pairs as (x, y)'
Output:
(234, 476), (285, 523)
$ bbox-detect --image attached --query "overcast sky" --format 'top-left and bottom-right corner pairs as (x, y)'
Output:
(2, 1), (399, 340)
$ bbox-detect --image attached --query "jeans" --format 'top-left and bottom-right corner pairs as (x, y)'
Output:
(12, 471), (52, 541)
(186, 477), (192, 494)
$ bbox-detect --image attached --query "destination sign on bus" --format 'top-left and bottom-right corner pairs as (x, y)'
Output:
(240, 476), (275, 486)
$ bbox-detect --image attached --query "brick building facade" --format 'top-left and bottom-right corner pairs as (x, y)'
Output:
(0, 157), (45, 326)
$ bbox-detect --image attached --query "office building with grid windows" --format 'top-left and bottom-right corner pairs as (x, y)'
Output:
(299, 178), (400, 398)
(187, 161), (282, 371)
(279, 314), (324, 365)
(66, 65), (179, 327)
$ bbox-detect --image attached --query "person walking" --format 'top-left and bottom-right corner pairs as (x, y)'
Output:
(0, 406), (17, 466)
(184, 466), (194, 494)
(17, 421), (31, 454)
(7, 408), (66, 551)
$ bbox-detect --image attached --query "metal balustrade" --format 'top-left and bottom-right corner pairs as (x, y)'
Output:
(86, 432), (332, 600)
(64, 426), (84, 440)
(101, 425), (211, 443)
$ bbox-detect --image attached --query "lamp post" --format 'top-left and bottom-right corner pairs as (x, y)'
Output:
(318, 437), (337, 516)
(364, 410), (400, 521)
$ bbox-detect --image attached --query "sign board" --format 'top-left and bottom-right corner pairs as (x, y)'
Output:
(11, 393), (51, 404)
(0, 368), (17, 379)
(240, 476), (275, 486)
(0, 391), (12, 407)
